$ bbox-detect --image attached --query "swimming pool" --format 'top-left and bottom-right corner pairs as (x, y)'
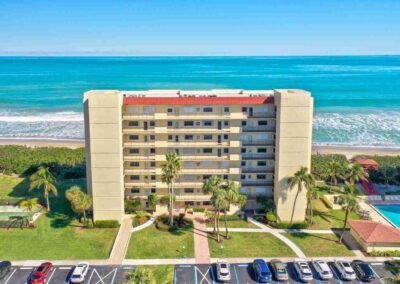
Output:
(374, 204), (400, 228)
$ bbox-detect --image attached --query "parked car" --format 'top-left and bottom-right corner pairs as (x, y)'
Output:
(352, 260), (375, 282)
(30, 262), (53, 284)
(216, 260), (231, 282)
(252, 259), (272, 282)
(0, 261), (12, 281)
(312, 259), (333, 280)
(334, 259), (357, 281)
(293, 259), (313, 282)
(270, 259), (289, 281)
(70, 262), (90, 283)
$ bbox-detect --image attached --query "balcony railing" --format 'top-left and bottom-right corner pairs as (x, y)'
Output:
(241, 180), (274, 186)
(241, 140), (275, 146)
(242, 126), (276, 132)
(242, 167), (274, 173)
(241, 153), (275, 160)
(247, 112), (276, 118)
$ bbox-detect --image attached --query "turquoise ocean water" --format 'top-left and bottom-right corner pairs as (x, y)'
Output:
(0, 56), (400, 146)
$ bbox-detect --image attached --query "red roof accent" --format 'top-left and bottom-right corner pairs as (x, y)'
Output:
(353, 158), (379, 171)
(123, 96), (274, 105)
(349, 220), (400, 243)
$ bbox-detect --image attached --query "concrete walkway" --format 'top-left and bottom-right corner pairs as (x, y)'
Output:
(132, 217), (155, 232)
(205, 227), (338, 234)
(123, 258), (196, 265)
(191, 214), (211, 264)
(108, 217), (133, 265)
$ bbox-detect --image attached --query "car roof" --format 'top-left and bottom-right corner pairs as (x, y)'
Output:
(73, 266), (85, 274)
(255, 260), (270, 273)
(315, 260), (330, 270)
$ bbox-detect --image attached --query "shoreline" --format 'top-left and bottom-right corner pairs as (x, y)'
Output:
(0, 138), (399, 157)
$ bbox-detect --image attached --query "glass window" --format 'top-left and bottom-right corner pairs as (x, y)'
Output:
(130, 175), (140, 180)
(203, 148), (213, 153)
(241, 121), (247, 126)
(129, 148), (139, 154)
(185, 135), (193, 140)
(151, 188), (156, 193)
(242, 107), (247, 112)
(149, 121), (155, 127)
(184, 121), (194, 126)
(204, 135), (212, 140)
(183, 106), (196, 113)
(150, 175), (156, 180)
(131, 188), (140, 193)
(258, 120), (268, 126)
(223, 135), (228, 139)
(223, 175), (228, 180)
(129, 135), (139, 140)
(150, 148), (155, 154)
(167, 107), (173, 113)
(257, 148), (267, 153)
(203, 107), (213, 112)
(257, 174), (266, 180)
(168, 135), (173, 140)
(128, 121), (139, 127)
(143, 106), (155, 114)
(224, 121), (229, 126)
(130, 162), (140, 167)
(150, 135), (155, 140)
(224, 107), (230, 112)
(150, 162), (156, 167)
(167, 121), (173, 127)
(241, 175), (246, 180)
(257, 161), (267, 166)
(241, 148), (246, 153)
(223, 148), (229, 153)
(184, 188), (194, 193)
(241, 161), (246, 166)
(204, 121), (213, 126)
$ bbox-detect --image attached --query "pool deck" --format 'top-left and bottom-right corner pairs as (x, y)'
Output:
(361, 199), (400, 228)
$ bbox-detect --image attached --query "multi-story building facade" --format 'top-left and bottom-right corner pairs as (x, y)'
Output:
(83, 89), (313, 223)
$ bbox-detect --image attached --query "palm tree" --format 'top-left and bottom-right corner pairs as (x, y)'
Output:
(306, 186), (319, 224)
(210, 187), (227, 243)
(287, 166), (315, 224)
(346, 163), (368, 185)
(147, 194), (158, 211)
(337, 182), (359, 243)
(161, 152), (182, 226)
(202, 176), (224, 235)
(327, 161), (344, 187)
(66, 186), (92, 226)
(29, 166), (58, 211)
(19, 198), (40, 227)
(221, 180), (247, 239)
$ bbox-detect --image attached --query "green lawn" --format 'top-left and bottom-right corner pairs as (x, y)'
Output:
(206, 218), (258, 229)
(148, 265), (174, 284)
(208, 232), (296, 258)
(0, 175), (118, 260)
(284, 233), (354, 257)
(310, 198), (361, 229)
(126, 224), (194, 259)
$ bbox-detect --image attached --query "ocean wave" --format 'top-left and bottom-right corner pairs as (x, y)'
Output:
(0, 111), (83, 122)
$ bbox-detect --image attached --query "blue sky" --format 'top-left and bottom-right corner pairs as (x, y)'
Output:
(0, 0), (399, 55)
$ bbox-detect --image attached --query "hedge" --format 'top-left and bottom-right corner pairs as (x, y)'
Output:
(369, 250), (400, 257)
(192, 207), (206, 213)
(93, 220), (120, 228)
(275, 222), (309, 229)
(0, 145), (86, 178)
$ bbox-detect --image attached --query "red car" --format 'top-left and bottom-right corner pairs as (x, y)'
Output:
(30, 262), (53, 283)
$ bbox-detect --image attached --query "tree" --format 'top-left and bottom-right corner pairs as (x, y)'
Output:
(66, 186), (92, 226)
(327, 161), (344, 187)
(346, 163), (368, 185)
(202, 176), (224, 236)
(124, 267), (153, 284)
(147, 194), (158, 211)
(19, 198), (40, 227)
(306, 186), (319, 224)
(337, 182), (359, 243)
(381, 166), (396, 192)
(161, 152), (182, 226)
(29, 166), (58, 211)
(287, 166), (315, 224)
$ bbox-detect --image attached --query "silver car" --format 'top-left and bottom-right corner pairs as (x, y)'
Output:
(70, 262), (90, 283)
(334, 259), (357, 281)
(270, 259), (289, 281)
(216, 260), (231, 282)
(293, 259), (313, 282)
(312, 259), (333, 280)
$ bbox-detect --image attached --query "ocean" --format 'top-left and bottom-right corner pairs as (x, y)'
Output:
(1, 56), (400, 147)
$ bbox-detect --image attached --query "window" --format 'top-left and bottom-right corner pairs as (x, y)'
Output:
(150, 162), (156, 167)
(258, 120), (268, 126)
(257, 148), (267, 153)
(129, 135), (139, 140)
(203, 148), (212, 154)
(204, 121), (213, 126)
(204, 135), (212, 140)
(183, 107), (196, 113)
(223, 134), (228, 139)
(241, 148), (246, 153)
(223, 175), (228, 180)
(196, 121), (201, 126)
(128, 121), (139, 127)
(129, 148), (139, 154)
(242, 107), (247, 112)
(223, 148), (229, 154)
(241, 161), (246, 166)
(167, 107), (173, 113)
(150, 135), (155, 140)
(144, 106), (155, 114)
(130, 188), (140, 194)
(185, 201), (194, 206)
(185, 135), (193, 140)
(224, 107), (230, 112)
(203, 107), (213, 112)
(241, 121), (247, 126)
(203, 201), (211, 206)
(130, 162), (140, 167)
(184, 121), (194, 126)
(184, 188), (194, 193)
(149, 121), (155, 127)
(150, 148), (155, 154)
(167, 121), (173, 127)
(151, 188), (156, 193)
(257, 174), (266, 180)
(224, 121), (229, 126)
(257, 161), (267, 166)
(256, 188), (266, 194)
(150, 175), (156, 180)
(241, 175), (246, 180)
(130, 175), (140, 180)
(168, 135), (173, 140)
(203, 175), (211, 180)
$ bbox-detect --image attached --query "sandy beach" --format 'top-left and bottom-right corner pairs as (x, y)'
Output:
(0, 138), (399, 158)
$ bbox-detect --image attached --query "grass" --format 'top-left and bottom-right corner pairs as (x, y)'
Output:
(206, 217), (258, 229)
(126, 223), (194, 259)
(208, 232), (296, 258)
(284, 233), (355, 257)
(148, 265), (174, 284)
(310, 198), (362, 229)
(0, 175), (118, 260)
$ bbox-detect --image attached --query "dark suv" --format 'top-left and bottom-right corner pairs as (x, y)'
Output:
(0, 261), (12, 281)
(352, 260), (375, 282)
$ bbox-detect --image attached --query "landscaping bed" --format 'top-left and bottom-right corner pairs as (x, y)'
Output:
(205, 214), (258, 229)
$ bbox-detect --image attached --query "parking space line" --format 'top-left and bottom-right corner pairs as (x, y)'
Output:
(329, 265), (342, 284)
(194, 266), (197, 284)
(233, 265), (240, 284)
(195, 266), (212, 284)
(3, 268), (17, 284)
(94, 268), (118, 284)
(59, 266), (72, 270)
(20, 267), (33, 270)
(209, 265), (216, 284)
(47, 267), (57, 283)
(174, 268), (177, 284)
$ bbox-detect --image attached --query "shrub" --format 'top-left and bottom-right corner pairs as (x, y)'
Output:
(266, 211), (277, 223)
(369, 250), (400, 257)
(311, 154), (349, 181)
(193, 207), (206, 213)
(86, 220), (94, 229)
(124, 267), (153, 284)
(256, 196), (275, 212)
(94, 220), (120, 228)
(275, 222), (309, 229)
(125, 199), (141, 214)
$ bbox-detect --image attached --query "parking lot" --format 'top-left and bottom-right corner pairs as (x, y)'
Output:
(1, 265), (129, 284)
(174, 262), (391, 284)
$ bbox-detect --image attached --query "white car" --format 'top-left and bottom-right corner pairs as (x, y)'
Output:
(334, 260), (356, 281)
(70, 262), (90, 283)
(312, 259), (333, 280)
(293, 259), (313, 282)
(216, 260), (231, 282)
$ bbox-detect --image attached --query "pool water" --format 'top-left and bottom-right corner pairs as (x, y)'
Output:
(374, 204), (400, 228)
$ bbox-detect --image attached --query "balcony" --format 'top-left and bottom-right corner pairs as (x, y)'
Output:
(166, 127), (230, 133)
(241, 140), (275, 146)
(241, 153), (275, 160)
(247, 112), (276, 118)
(242, 167), (274, 174)
(241, 180), (274, 186)
(242, 126), (276, 132)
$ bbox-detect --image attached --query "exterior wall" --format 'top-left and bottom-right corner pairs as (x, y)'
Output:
(84, 90), (124, 223)
(350, 230), (400, 252)
(273, 89), (313, 222)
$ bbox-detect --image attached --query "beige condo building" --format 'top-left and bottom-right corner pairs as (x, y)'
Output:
(83, 89), (313, 223)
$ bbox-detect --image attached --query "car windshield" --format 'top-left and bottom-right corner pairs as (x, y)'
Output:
(72, 275), (81, 278)
(261, 272), (271, 277)
(32, 275), (41, 279)
(220, 272), (229, 276)
(37, 266), (45, 272)
(277, 268), (286, 274)
(360, 264), (373, 275)
(220, 263), (228, 269)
